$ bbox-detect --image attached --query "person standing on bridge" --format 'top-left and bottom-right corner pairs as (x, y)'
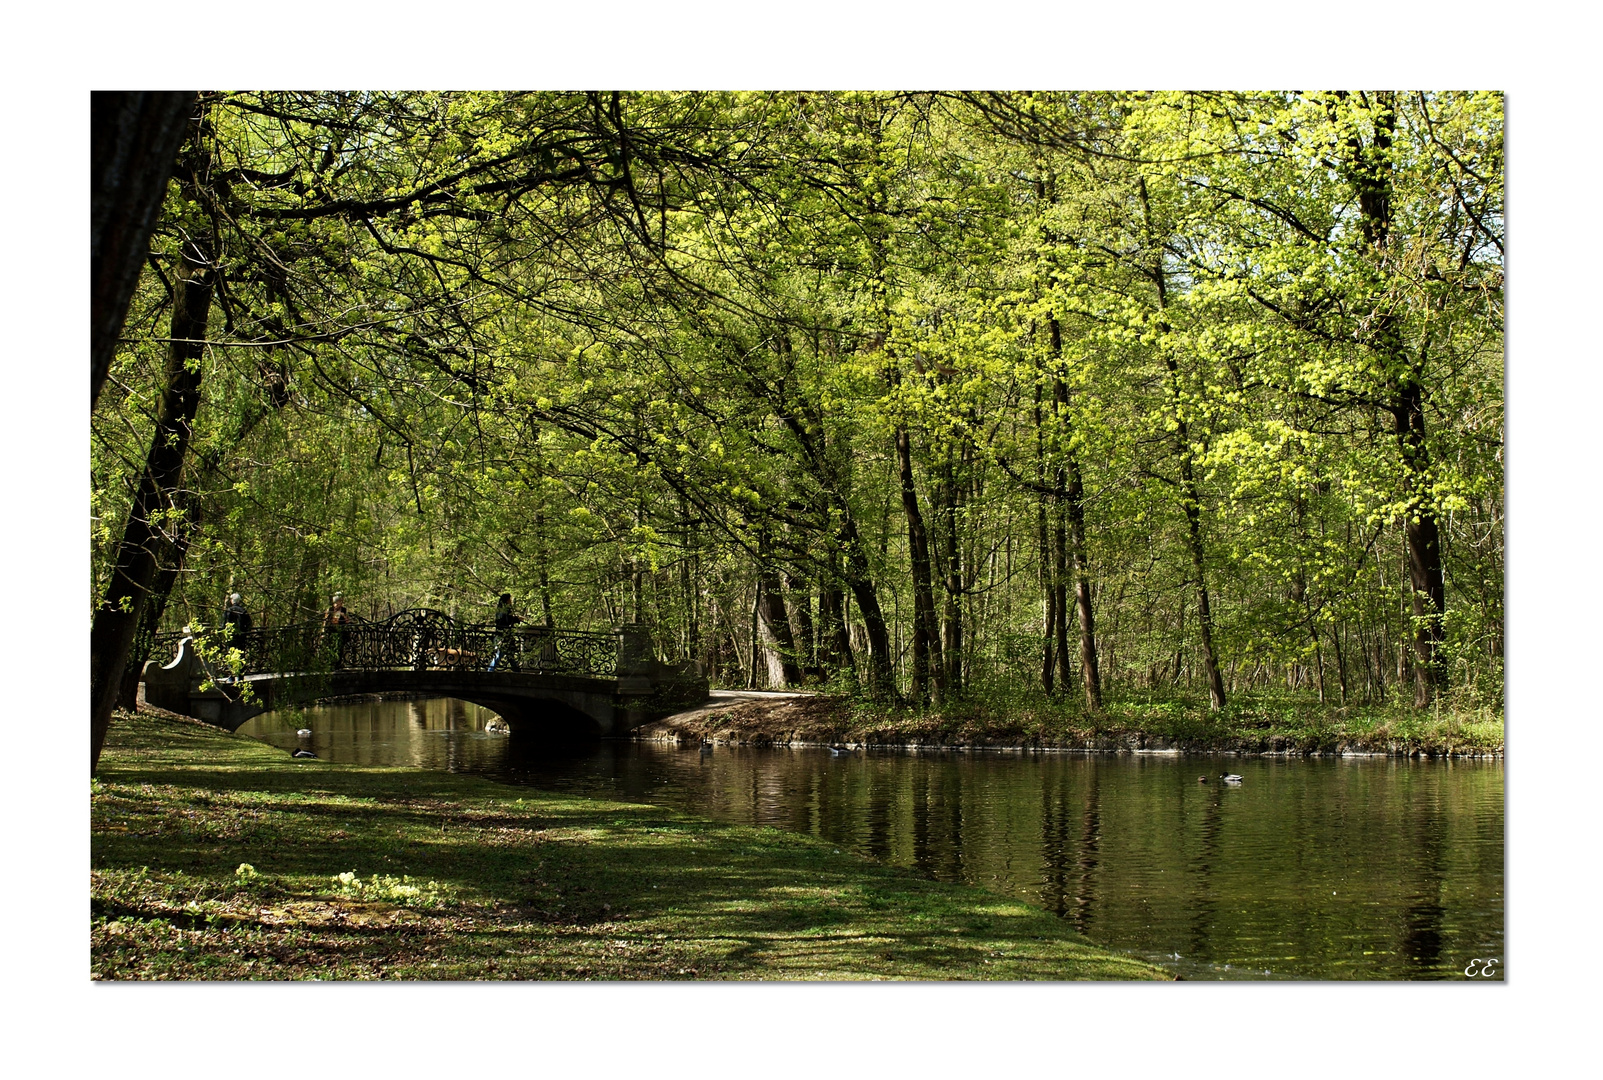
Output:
(322, 592), (350, 669)
(221, 592), (252, 647)
(489, 592), (521, 672)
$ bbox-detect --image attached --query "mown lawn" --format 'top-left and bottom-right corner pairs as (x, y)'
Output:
(91, 709), (1168, 981)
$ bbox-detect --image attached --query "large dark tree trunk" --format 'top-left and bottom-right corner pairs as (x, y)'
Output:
(1396, 381), (1447, 705)
(90, 187), (214, 772)
(896, 424), (944, 704)
(91, 91), (195, 410)
(1344, 91), (1448, 707)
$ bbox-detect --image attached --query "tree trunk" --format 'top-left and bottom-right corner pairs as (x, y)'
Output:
(896, 423), (943, 704)
(1065, 454), (1103, 711)
(1139, 177), (1227, 710)
(756, 537), (803, 687)
(818, 554), (855, 680)
(748, 585), (761, 689)
(1050, 375), (1071, 696)
(115, 491), (197, 709)
(533, 435), (557, 628)
(833, 510), (893, 700)
(1033, 383), (1056, 695)
(940, 500), (964, 695)
(1053, 502), (1072, 691)
(90, 185), (214, 772)
(685, 542), (702, 665)
(1332, 623), (1349, 705)
(787, 572), (816, 676)
(91, 91), (195, 410)
(1345, 90), (1447, 707)
(1178, 450), (1228, 709)
(1046, 316), (1103, 711)
(1397, 380), (1447, 706)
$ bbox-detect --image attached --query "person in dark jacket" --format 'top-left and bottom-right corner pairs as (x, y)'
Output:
(489, 593), (521, 671)
(322, 592), (350, 668)
(222, 592), (253, 646)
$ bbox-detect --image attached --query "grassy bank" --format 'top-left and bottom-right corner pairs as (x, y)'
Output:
(642, 689), (1504, 757)
(91, 708), (1167, 981)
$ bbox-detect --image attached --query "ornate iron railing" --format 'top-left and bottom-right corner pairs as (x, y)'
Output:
(149, 609), (620, 679)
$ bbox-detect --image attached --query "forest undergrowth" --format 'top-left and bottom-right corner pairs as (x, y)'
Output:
(648, 684), (1504, 756)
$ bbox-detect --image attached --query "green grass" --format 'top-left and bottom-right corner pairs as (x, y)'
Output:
(91, 709), (1168, 981)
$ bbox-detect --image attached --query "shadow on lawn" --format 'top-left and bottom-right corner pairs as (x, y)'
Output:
(92, 713), (1165, 980)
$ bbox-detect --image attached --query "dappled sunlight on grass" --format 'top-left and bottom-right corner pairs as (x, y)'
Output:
(92, 709), (1167, 981)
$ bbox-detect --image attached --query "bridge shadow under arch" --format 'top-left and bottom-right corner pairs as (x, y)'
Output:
(433, 691), (604, 742)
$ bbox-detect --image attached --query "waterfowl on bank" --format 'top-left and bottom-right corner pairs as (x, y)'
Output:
(1198, 776), (1209, 783)
(292, 748), (317, 759)
(1220, 773), (1243, 784)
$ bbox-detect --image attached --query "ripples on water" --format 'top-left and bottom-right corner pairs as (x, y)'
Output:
(241, 697), (1504, 981)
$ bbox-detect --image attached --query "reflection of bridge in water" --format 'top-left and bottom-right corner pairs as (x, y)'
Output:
(142, 608), (708, 737)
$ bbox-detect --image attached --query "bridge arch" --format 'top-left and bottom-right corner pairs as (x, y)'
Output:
(427, 691), (605, 740)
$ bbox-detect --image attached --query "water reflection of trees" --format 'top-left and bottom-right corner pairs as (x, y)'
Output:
(1186, 774), (1225, 958)
(1398, 773), (1450, 976)
(1072, 767), (1102, 937)
(244, 711), (1503, 979)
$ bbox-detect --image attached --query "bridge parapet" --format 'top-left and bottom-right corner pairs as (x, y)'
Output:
(155, 608), (622, 679)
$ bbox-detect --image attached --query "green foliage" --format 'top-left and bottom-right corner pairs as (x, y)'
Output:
(92, 91), (1502, 711)
(329, 871), (455, 909)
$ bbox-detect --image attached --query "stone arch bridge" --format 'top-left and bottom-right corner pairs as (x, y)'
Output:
(141, 609), (707, 738)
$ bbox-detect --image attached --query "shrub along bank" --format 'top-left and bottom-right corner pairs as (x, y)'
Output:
(641, 690), (1504, 757)
(90, 708), (1167, 981)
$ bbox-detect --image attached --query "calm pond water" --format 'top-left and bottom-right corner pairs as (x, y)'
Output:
(240, 697), (1505, 981)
